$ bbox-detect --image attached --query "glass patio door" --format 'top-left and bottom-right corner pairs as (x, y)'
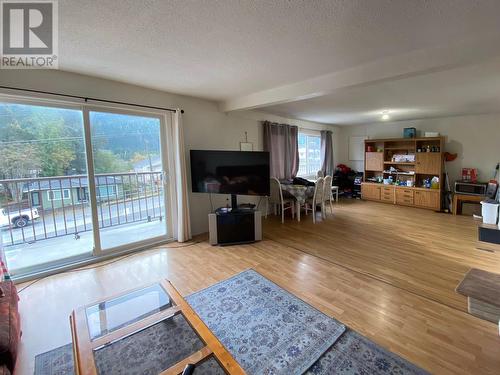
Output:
(0, 100), (94, 275)
(86, 108), (170, 252)
(0, 95), (172, 278)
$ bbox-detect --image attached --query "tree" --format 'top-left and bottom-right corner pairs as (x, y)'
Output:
(93, 149), (131, 173)
(0, 143), (41, 179)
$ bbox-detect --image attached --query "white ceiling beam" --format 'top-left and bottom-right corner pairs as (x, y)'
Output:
(220, 34), (500, 112)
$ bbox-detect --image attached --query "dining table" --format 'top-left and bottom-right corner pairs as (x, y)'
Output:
(280, 184), (315, 221)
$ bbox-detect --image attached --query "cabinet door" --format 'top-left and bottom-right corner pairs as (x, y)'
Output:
(396, 188), (414, 205)
(414, 190), (440, 210)
(416, 153), (441, 175)
(361, 184), (381, 200)
(365, 152), (384, 171)
(380, 186), (395, 203)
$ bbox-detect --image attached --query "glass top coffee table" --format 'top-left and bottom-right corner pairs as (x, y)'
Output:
(70, 280), (244, 375)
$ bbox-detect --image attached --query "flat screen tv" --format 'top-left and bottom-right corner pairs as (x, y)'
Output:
(190, 150), (270, 197)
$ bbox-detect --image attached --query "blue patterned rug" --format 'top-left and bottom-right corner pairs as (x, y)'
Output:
(35, 269), (429, 375)
(306, 329), (429, 375)
(186, 269), (346, 375)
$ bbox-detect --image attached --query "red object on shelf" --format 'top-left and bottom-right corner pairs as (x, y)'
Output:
(462, 168), (478, 183)
(367, 145), (374, 152)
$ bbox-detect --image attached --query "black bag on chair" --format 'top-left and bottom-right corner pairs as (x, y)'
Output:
(292, 177), (315, 186)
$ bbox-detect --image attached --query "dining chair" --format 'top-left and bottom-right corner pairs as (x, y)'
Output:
(323, 175), (334, 215)
(269, 177), (295, 223)
(304, 177), (325, 223)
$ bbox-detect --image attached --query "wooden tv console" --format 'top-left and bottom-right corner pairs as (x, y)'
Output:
(361, 136), (444, 211)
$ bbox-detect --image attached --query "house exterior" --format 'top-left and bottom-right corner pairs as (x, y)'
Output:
(23, 176), (124, 210)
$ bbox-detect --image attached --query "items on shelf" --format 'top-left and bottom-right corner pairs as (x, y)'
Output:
(403, 127), (416, 138)
(424, 132), (440, 137)
(392, 154), (415, 163)
(462, 168), (478, 183)
(416, 145), (440, 152)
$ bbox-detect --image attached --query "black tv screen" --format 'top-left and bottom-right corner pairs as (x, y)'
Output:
(190, 150), (270, 196)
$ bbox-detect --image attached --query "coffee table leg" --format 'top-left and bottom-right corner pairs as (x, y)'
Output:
(297, 201), (301, 222)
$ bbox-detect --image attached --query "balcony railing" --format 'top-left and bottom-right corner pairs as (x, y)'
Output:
(0, 172), (164, 247)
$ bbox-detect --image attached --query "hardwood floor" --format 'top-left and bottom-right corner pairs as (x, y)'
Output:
(16, 200), (500, 375)
(265, 200), (500, 312)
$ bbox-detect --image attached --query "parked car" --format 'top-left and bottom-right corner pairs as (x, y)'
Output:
(0, 207), (40, 228)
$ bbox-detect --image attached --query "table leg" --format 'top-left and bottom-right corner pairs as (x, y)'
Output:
(297, 201), (301, 222)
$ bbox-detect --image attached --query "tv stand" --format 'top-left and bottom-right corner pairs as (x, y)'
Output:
(209, 207), (262, 246)
(231, 194), (238, 211)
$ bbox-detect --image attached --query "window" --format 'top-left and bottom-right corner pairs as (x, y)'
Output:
(47, 189), (71, 201)
(298, 132), (321, 177)
(0, 95), (172, 279)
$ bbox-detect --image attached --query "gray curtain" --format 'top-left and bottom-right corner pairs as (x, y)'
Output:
(263, 121), (299, 179)
(320, 130), (334, 176)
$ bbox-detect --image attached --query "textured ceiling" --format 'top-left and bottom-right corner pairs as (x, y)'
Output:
(259, 57), (500, 125)
(59, 0), (500, 101)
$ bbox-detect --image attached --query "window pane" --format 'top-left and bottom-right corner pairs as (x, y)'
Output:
(89, 111), (168, 250)
(298, 133), (321, 177)
(0, 102), (92, 275)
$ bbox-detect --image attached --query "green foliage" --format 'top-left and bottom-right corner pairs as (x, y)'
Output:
(0, 103), (160, 179)
(93, 149), (131, 174)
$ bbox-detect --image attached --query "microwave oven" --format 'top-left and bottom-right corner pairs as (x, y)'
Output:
(454, 181), (487, 196)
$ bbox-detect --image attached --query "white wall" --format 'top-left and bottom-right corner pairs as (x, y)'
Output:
(337, 114), (500, 184)
(0, 70), (339, 235)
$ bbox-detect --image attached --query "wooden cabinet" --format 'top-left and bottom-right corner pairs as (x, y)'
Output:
(416, 153), (441, 175)
(396, 188), (414, 205)
(362, 183), (440, 210)
(363, 136), (443, 210)
(361, 184), (381, 200)
(365, 152), (384, 171)
(414, 190), (440, 210)
(380, 186), (395, 203)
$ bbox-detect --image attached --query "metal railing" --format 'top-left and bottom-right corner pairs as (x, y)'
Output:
(0, 172), (164, 247)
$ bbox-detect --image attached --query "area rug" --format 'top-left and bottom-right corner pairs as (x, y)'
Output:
(34, 269), (428, 375)
(186, 269), (346, 375)
(34, 343), (74, 375)
(34, 317), (226, 375)
(305, 329), (429, 375)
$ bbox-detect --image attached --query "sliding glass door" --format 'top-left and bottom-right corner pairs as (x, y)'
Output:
(0, 97), (172, 277)
(87, 109), (170, 252)
(0, 101), (93, 274)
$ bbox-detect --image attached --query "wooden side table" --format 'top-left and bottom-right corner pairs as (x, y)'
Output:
(452, 193), (484, 215)
(456, 268), (500, 323)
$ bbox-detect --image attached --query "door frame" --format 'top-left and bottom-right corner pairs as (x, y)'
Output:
(83, 103), (174, 258)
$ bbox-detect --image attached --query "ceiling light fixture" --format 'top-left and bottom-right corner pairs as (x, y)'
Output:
(381, 110), (390, 121)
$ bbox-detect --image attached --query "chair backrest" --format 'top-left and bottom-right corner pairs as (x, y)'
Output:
(317, 170), (325, 178)
(313, 177), (325, 204)
(323, 175), (333, 201)
(269, 177), (283, 204)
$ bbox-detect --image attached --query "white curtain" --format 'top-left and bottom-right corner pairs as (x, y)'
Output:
(170, 109), (192, 242)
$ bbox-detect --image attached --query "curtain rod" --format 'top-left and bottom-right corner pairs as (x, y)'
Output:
(0, 85), (184, 114)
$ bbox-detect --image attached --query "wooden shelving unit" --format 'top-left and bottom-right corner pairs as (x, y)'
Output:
(361, 136), (444, 210)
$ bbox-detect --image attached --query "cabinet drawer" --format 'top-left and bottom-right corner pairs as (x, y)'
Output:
(396, 189), (414, 205)
(380, 186), (395, 202)
(381, 193), (394, 202)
